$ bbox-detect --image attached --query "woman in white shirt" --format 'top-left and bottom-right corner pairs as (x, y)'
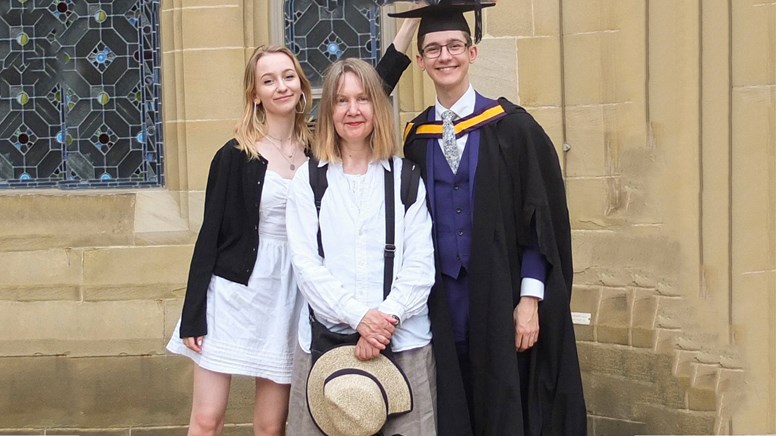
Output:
(285, 58), (437, 435)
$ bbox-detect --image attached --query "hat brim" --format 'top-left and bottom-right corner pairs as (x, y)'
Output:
(307, 345), (413, 436)
(388, 2), (495, 18)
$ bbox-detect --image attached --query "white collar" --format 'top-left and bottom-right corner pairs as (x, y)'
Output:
(434, 84), (476, 121)
(318, 158), (393, 172)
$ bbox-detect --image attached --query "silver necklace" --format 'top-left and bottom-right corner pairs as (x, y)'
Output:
(264, 133), (299, 170)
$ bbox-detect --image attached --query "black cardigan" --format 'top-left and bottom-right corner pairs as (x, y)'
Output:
(180, 140), (267, 338)
(179, 45), (412, 338)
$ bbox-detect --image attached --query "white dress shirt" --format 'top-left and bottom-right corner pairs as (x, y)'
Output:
(435, 84), (545, 300)
(287, 156), (435, 353)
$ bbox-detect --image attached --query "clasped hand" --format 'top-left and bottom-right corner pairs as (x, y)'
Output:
(355, 309), (397, 361)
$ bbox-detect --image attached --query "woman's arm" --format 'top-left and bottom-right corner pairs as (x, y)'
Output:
(180, 144), (231, 339)
(375, 3), (423, 94)
(286, 162), (371, 329)
(391, 13), (421, 55)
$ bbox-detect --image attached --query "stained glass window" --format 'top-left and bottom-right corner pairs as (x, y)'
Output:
(0, 0), (163, 189)
(284, 0), (382, 90)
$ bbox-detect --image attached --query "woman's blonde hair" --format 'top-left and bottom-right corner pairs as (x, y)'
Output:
(234, 46), (313, 159)
(314, 58), (398, 162)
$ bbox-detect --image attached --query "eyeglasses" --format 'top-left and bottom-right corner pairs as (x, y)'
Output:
(420, 41), (469, 59)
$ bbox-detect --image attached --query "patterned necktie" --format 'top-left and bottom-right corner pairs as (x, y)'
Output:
(441, 110), (460, 174)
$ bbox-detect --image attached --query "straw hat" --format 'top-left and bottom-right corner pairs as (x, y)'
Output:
(306, 345), (413, 436)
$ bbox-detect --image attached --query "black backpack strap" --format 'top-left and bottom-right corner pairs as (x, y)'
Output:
(308, 157), (328, 258)
(383, 159), (396, 299)
(399, 158), (421, 214)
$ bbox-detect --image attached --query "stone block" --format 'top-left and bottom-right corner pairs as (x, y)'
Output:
(692, 364), (719, 391)
(731, 88), (776, 274)
(0, 248), (81, 287)
(0, 194), (134, 250)
(731, 1), (776, 86)
(0, 354), (256, 429)
(222, 424), (254, 435)
(654, 296), (683, 329)
(134, 231), (197, 247)
(564, 26), (645, 107)
(130, 426), (250, 436)
(565, 106), (607, 178)
(654, 328), (680, 354)
(0, 287), (80, 302)
(673, 350), (700, 379)
(687, 387), (717, 412)
(163, 122), (184, 193)
(0, 300), (165, 357)
(522, 107), (564, 158)
(187, 190), (207, 231)
(0, 430), (46, 435)
(134, 191), (191, 234)
(487, 0), (533, 37)
(582, 371), (655, 420)
(181, 5), (243, 49)
(181, 48), (244, 121)
(591, 415), (646, 436)
(128, 428), (187, 436)
(630, 290), (657, 329)
(164, 298), (185, 343)
(82, 245), (192, 289)
(577, 341), (669, 384)
(630, 328), (655, 349)
(184, 119), (240, 191)
(470, 38), (518, 103)
(596, 288), (630, 345)
(570, 286), (600, 341)
(562, 0), (628, 34)
(46, 430), (129, 435)
(729, 271), (775, 433)
(566, 102), (645, 179)
(563, 29), (643, 106)
(640, 404), (715, 435)
(516, 36), (562, 107)
(563, 32), (605, 106)
(0, 355), (188, 428)
(533, 0), (560, 36)
(565, 177), (621, 228)
(717, 368), (745, 393)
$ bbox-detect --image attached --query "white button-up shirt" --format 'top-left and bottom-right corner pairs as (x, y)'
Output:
(286, 157), (435, 353)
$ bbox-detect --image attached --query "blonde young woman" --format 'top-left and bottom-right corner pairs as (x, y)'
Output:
(285, 58), (437, 435)
(165, 19), (421, 436)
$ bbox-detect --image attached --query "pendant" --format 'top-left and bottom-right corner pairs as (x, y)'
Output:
(290, 163), (296, 171)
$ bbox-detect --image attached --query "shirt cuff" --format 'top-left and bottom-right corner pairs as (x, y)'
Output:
(520, 278), (545, 301)
(342, 298), (370, 331)
(378, 299), (406, 325)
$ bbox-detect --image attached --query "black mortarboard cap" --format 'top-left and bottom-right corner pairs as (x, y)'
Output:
(387, 1), (496, 43)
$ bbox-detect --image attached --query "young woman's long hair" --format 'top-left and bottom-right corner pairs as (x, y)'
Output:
(234, 46), (313, 160)
(314, 58), (398, 162)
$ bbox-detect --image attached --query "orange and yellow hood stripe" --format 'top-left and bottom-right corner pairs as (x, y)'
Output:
(403, 102), (507, 142)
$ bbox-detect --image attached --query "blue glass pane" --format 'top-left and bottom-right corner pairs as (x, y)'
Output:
(284, 0), (382, 89)
(0, 0), (163, 189)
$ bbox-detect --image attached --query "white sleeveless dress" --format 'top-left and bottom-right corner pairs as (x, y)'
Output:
(166, 171), (302, 383)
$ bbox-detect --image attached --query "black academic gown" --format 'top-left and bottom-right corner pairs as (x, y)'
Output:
(403, 98), (587, 436)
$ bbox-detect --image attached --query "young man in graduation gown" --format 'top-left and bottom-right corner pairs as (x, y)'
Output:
(389, 2), (587, 434)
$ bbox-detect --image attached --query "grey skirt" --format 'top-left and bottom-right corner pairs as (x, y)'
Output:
(287, 343), (438, 435)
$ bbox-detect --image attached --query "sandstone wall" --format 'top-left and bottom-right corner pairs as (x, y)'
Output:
(2, 0), (774, 434)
